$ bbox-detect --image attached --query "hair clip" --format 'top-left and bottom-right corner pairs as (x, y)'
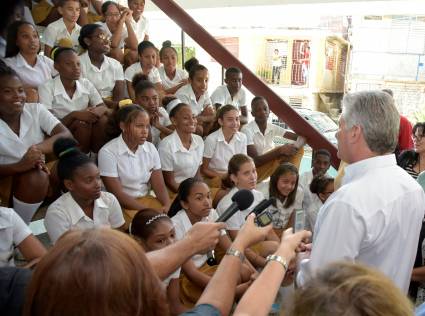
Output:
(146, 213), (169, 226)
(119, 99), (133, 108)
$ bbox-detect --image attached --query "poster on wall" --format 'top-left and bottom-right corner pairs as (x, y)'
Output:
(260, 39), (289, 84)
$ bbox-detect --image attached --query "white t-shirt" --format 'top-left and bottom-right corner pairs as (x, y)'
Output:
(210, 85), (247, 109)
(124, 63), (161, 84)
(175, 84), (211, 116)
(151, 107), (171, 147)
(172, 209), (219, 268)
(0, 103), (60, 164)
(241, 120), (286, 155)
(158, 131), (204, 184)
(0, 207), (32, 267)
(45, 191), (125, 243)
(97, 21), (128, 49)
(42, 18), (81, 51)
(79, 51), (124, 99)
(3, 53), (56, 87)
(158, 66), (188, 90)
(216, 187), (264, 230)
(130, 15), (149, 43)
(39, 76), (103, 119)
(203, 128), (247, 173)
(98, 135), (161, 197)
(266, 188), (303, 229)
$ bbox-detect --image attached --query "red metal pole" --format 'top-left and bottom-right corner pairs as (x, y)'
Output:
(151, 0), (340, 168)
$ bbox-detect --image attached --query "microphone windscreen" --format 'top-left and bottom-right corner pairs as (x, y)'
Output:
(231, 189), (254, 211)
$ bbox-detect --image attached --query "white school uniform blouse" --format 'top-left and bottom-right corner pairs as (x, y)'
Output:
(124, 63), (161, 84)
(241, 120), (286, 155)
(0, 207), (32, 267)
(44, 191), (125, 244)
(298, 155), (425, 293)
(299, 168), (314, 209)
(305, 193), (323, 233)
(151, 107), (171, 147)
(172, 209), (219, 268)
(3, 53), (56, 87)
(216, 187), (264, 230)
(158, 131), (204, 184)
(203, 128), (247, 173)
(158, 66), (188, 90)
(266, 188), (303, 229)
(175, 84), (211, 116)
(98, 135), (161, 197)
(130, 15), (149, 43)
(79, 51), (124, 99)
(210, 85), (247, 109)
(41, 18), (81, 51)
(39, 76), (103, 119)
(0, 103), (60, 165)
(97, 22), (127, 49)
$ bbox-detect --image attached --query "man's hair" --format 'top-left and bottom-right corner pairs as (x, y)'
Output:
(225, 67), (241, 78)
(341, 91), (399, 155)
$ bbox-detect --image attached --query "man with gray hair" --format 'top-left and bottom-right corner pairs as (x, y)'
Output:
(298, 91), (425, 293)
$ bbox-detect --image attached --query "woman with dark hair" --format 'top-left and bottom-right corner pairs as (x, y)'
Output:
(78, 23), (126, 110)
(4, 21), (56, 102)
(398, 122), (425, 179)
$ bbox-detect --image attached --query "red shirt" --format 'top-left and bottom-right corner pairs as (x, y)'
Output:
(399, 115), (413, 151)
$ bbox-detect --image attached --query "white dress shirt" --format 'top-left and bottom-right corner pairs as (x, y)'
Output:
(175, 84), (211, 116)
(98, 135), (161, 197)
(210, 85), (247, 109)
(41, 18), (81, 51)
(216, 187), (264, 230)
(39, 76), (104, 119)
(0, 207), (32, 267)
(158, 131), (204, 184)
(124, 63), (161, 83)
(298, 154), (425, 293)
(44, 191), (125, 243)
(4, 53), (56, 87)
(130, 15), (149, 43)
(0, 103), (60, 164)
(150, 107), (171, 147)
(203, 128), (247, 173)
(241, 120), (286, 155)
(158, 66), (188, 90)
(79, 51), (124, 99)
(299, 168), (314, 209)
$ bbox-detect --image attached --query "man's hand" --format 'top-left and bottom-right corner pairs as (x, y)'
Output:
(186, 222), (226, 255)
(278, 144), (298, 156)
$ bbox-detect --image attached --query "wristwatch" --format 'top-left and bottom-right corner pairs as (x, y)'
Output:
(226, 248), (245, 262)
(266, 254), (288, 271)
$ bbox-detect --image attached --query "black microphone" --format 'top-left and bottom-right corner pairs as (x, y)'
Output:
(247, 197), (276, 218)
(207, 189), (254, 266)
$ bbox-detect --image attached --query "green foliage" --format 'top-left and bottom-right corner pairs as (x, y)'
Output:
(173, 46), (196, 68)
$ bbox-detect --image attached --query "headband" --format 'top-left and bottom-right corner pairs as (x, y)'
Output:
(58, 147), (78, 158)
(128, 213), (169, 236)
(166, 98), (181, 114)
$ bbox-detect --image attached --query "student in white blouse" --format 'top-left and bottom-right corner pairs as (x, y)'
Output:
(45, 138), (125, 244)
(211, 67), (248, 123)
(78, 24), (126, 110)
(0, 63), (71, 224)
(41, 0), (82, 57)
(158, 41), (188, 94)
(132, 74), (173, 146)
(158, 103), (204, 194)
(98, 104), (170, 226)
(128, 0), (149, 43)
(297, 91), (425, 294)
(4, 21), (56, 102)
(0, 207), (46, 267)
(38, 47), (108, 153)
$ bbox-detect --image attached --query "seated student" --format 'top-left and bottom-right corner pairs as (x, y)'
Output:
(169, 177), (253, 307)
(132, 74), (173, 146)
(42, 0), (84, 58)
(241, 96), (304, 183)
(32, 0), (89, 27)
(44, 138), (125, 244)
(130, 209), (188, 315)
(4, 21), (56, 103)
(305, 174), (334, 234)
(125, 41), (163, 101)
(97, 1), (137, 64)
(158, 41), (188, 95)
(98, 104), (170, 225)
(78, 23), (126, 109)
(0, 63), (71, 224)
(202, 105), (247, 187)
(268, 163), (303, 237)
(0, 207), (46, 268)
(38, 47), (108, 154)
(158, 103), (204, 194)
(299, 148), (331, 209)
(211, 67), (248, 123)
(128, 0), (149, 43)
(217, 154), (279, 269)
(175, 58), (215, 136)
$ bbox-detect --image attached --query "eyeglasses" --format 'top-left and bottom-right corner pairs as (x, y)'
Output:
(91, 34), (111, 42)
(105, 13), (121, 18)
(412, 134), (425, 141)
